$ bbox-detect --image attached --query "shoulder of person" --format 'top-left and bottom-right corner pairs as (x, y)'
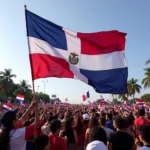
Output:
(10, 127), (26, 137)
(137, 146), (150, 150)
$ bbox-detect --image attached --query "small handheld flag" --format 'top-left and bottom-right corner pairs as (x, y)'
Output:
(82, 91), (90, 101)
(16, 95), (24, 102)
(135, 99), (146, 105)
(3, 103), (13, 111)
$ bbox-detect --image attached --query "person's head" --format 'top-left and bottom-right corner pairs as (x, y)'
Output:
(62, 118), (73, 133)
(88, 117), (99, 128)
(0, 110), (17, 130)
(106, 113), (113, 121)
(0, 110), (17, 150)
(99, 117), (106, 127)
(89, 126), (107, 145)
(138, 125), (150, 144)
(113, 116), (125, 130)
(48, 115), (53, 123)
(94, 113), (100, 120)
(49, 119), (61, 135)
(75, 116), (83, 134)
(34, 134), (50, 150)
(138, 109), (145, 117)
(124, 116), (134, 129)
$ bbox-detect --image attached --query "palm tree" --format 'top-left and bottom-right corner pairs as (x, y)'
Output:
(14, 80), (31, 95)
(19, 80), (31, 91)
(128, 78), (142, 101)
(118, 94), (128, 101)
(142, 59), (150, 89)
(0, 69), (16, 96)
(145, 59), (150, 65)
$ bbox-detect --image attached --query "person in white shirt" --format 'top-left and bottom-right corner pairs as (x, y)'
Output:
(0, 101), (39, 150)
(41, 115), (53, 135)
(99, 117), (113, 139)
(86, 126), (108, 150)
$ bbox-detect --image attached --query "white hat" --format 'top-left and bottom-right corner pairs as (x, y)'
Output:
(86, 141), (108, 150)
(83, 113), (90, 120)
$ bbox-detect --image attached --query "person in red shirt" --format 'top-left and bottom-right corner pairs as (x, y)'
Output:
(73, 116), (85, 150)
(134, 109), (149, 137)
(134, 109), (149, 128)
(48, 119), (67, 150)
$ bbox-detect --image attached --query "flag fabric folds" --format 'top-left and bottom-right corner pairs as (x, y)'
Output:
(82, 91), (90, 101)
(135, 99), (146, 105)
(3, 103), (13, 111)
(82, 95), (86, 101)
(16, 94), (24, 102)
(25, 10), (128, 94)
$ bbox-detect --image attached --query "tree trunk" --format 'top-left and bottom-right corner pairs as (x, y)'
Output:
(133, 94), (135, 104)
(4, 81), (7, 97)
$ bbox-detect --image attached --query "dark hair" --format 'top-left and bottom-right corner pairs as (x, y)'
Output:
(89, 126), (107, 145)
(107, 113), (113, 120)
(100, 117), (106, 126)
(75, 117), (83, 135)
(124, 117), (134, 128)
(83, 119), (89, 125)
(114, 116), (125, 129)
(138, 125), (150, 143)
(88, 117), (99, 128)
(94, 113), (100, 119)
(49, 119), (61, 133)
(0, 111), (17, 150)
(34, 134), (49, 150)
(62, 119), (75, 142)
(138, 109), (145, 116)
(48, 115), (53, 123)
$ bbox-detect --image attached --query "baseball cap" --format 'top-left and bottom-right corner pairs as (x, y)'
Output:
(83, 113), (90, 120)
(86, 141), (108, 150)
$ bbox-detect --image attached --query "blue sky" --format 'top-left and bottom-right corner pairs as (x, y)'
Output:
(0, 0), (150, 103)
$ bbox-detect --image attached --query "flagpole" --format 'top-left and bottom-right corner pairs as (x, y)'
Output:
(24, 5), (36, 96)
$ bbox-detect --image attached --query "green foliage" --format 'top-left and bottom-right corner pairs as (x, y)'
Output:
(145, 59), (150, 65)
(142, 59), (150, 89)
(96, 99), (100, 104)
(128, 78), (142, 100)
(35, 92), (50, 102)
(0, 69), (16, 96)
(142, 68), (150, 89)
(141, 94), (150, 103)
(112, 99), (121, 104)
(118, 94), (128, 101)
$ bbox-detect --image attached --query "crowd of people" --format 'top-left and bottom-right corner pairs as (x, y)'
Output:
(0, 100), (150, 150)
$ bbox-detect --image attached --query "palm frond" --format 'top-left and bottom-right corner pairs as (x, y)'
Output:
(145, 59), (150, 65)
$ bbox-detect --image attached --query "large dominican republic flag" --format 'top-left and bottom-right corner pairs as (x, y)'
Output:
(25, 10), (128, 94)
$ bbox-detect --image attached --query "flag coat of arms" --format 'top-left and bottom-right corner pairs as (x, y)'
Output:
(25, 10), (128, 94)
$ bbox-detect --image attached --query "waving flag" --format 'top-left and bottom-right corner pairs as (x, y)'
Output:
(82, 91), (90, 101)
(25, 10), (128, 94)
(99, 101), (105, 111)
(105, 99), (111, 104)
(40, 99), (45, 107)
(82, 95), (86, 101)
(135, 99), (146, 105)
(100, 95), (105, 102)
(3, 103), (13, 111)
(16, 95), (24, 102)
(20, 102), (26, 108)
